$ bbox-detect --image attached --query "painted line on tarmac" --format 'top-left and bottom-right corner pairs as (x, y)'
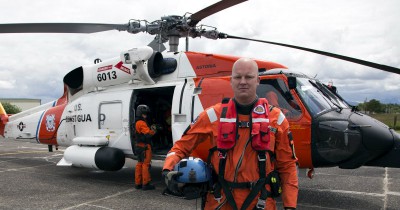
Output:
(304, 186), (400, 197)
(18, 146), (49, 150)
(61, 188), (135, 210)
(0, 163), (54, 173)
(0, 150), (49, 156)
(83, 204), (113, 210)
(387, 191), (400, 196)
(302, 187), (384, 197)
(296, 203), (345, 210)
(383, 167), (389, 210)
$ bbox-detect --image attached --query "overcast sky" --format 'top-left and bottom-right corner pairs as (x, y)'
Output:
(0, 0), (399, 105)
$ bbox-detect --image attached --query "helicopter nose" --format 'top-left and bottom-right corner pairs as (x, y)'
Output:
(311, 109), (397, 169)
(348, 111), (394, 152)
(365, 129), (400, 168)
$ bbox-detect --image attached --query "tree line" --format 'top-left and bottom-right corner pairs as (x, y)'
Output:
(357, 99), (400, 114)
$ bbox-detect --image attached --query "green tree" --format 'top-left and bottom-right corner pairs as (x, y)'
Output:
(357, 102), (367, 113)
(2, 102), (22, 114)
(386, 103), (400, 114)
(365, 99), (384, 113)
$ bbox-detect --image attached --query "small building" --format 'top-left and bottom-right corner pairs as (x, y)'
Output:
(0, 98), (41, 112)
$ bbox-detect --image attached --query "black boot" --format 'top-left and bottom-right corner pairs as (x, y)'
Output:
(134, 184), (142, 189)
(142, 183), (155, 191)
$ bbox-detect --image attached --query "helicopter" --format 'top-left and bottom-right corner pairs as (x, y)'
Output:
(0, 0), (400, 179)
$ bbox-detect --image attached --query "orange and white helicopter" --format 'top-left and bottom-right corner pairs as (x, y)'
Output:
(0, 0), (399, 177)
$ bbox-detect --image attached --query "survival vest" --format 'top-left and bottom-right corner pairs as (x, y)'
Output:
(217, 97), (271, 151)
(135, 119), (152, 144)
(207, 98), (281, 210)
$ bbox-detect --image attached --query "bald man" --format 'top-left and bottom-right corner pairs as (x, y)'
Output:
(163, 58), (298, 210)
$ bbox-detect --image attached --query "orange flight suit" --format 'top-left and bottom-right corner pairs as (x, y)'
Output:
(135, 120), (155, 186)
(163, 99), (298, 209)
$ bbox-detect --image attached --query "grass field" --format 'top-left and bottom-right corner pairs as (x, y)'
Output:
(369, 113), (400, 132)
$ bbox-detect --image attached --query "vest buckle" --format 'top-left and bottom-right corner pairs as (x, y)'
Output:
(218, 151), (227, 159)
(214, 195), (223, 203)
(238, 121), (250, 128)
(255, 198), (266, 210)
(258, 153), (266, 161)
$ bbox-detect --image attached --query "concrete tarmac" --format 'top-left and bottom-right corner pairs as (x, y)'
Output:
(1, 137), (400, 210)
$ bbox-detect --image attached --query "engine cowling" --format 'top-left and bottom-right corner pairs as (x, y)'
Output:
(63, 46), (177, 96)
(59, 145), (125, 171)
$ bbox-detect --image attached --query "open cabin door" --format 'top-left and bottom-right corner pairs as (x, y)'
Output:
(129, 86), (175, 159)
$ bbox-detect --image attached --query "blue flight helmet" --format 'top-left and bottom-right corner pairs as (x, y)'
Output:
(173, 157), (211, 183)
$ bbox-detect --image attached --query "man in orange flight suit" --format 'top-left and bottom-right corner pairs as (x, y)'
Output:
(163, 58), (298, 209)
(135, 105), (156, 190)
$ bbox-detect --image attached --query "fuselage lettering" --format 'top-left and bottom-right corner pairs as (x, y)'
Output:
(74, 103), (82, 111)
(97, 71), (117, 82)
(196, 64), (216, 70)
(65, 114), (92, 123)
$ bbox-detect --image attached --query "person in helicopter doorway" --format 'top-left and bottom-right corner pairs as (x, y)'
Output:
(162, 58), (298, 209)
(134, 105), (157, 190)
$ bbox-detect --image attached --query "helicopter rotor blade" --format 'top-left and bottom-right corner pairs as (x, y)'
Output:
(0, 23), (128, 34)
(189, 0), (248, 27)
(223, 34), (400, 75)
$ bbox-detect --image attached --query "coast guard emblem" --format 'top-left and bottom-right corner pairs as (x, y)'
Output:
(253, 105), (265, 114)
(46, 114), (56, 132)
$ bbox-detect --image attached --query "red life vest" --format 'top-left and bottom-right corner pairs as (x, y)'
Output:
(217, 98), (271, 151)
(211, 98), (278, 210)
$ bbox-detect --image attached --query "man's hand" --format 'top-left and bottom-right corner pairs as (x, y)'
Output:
(162, 170), (183, 193)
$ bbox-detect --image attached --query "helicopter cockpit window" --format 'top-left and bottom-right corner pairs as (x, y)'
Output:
(257, 79), (302, 119)
(318, 82), (349, 108)
(296, 77), (335, 116)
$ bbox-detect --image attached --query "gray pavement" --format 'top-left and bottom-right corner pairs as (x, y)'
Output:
(1, 137), (399, 210)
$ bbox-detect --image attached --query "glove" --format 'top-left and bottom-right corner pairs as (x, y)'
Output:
(162, 170), (183, 193)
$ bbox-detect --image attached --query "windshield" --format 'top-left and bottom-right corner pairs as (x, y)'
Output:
(312, 80), (349, 108)
(296, 77), (348, 117)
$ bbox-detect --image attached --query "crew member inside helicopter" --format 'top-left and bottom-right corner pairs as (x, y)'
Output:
(134, 104), (157, 190)
(153, 99), (173, 150)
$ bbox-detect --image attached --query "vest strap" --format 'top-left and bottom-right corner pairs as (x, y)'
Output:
(218, 150), (238, 210)
(240, 151), (268, 210)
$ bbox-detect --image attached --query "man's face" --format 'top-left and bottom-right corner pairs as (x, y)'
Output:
(230, 60), (260, 104)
